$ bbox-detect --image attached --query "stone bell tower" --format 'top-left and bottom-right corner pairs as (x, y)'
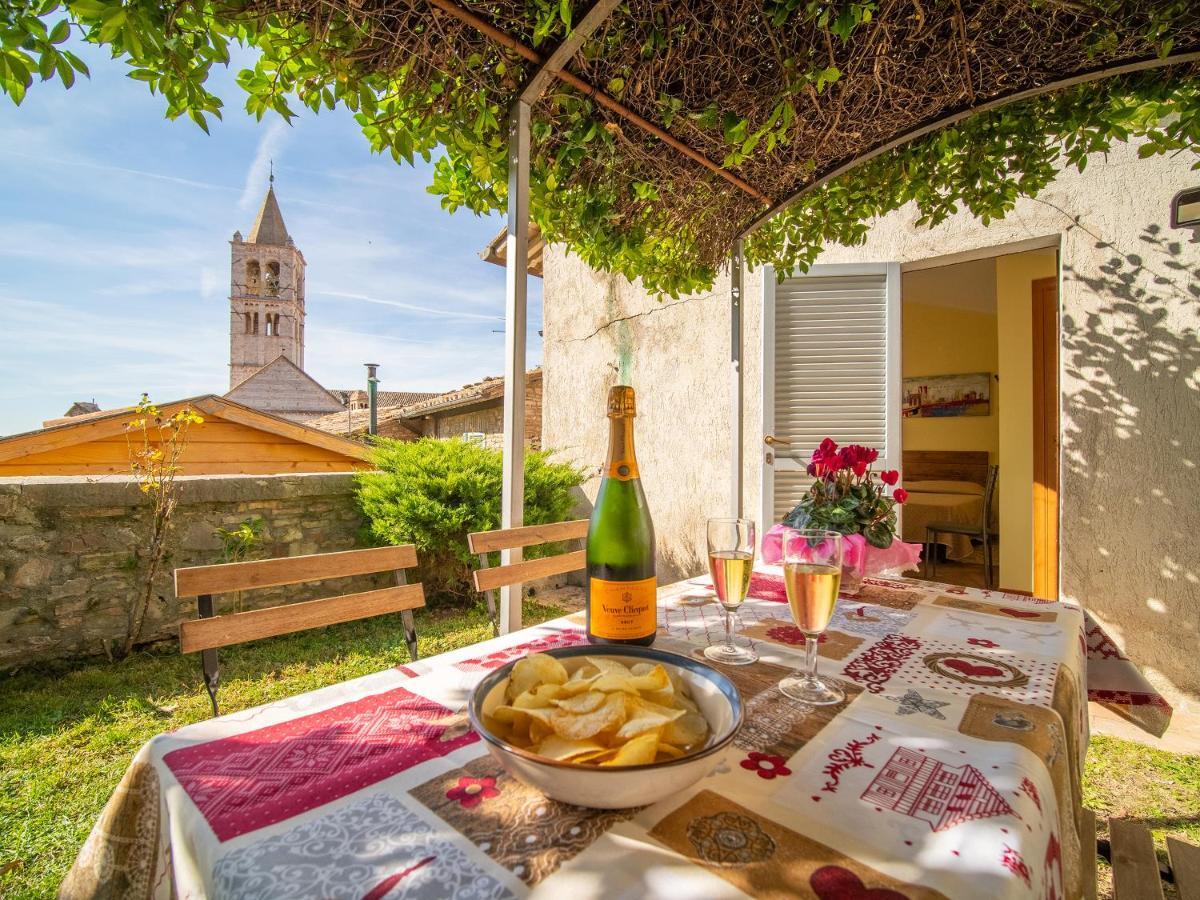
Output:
(229, 171), (306, 389)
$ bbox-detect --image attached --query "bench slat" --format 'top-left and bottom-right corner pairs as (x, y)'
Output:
(179, 584), (425, 652)
(1111, 819), (1164, 900)
(1169, 837), (1200, 900)
(468, 519), (588, 554)
(175, 545), (417, 597)
(473, 550), (586, 593)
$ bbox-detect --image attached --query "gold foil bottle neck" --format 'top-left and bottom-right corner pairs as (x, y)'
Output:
(607, 385), (636, 418)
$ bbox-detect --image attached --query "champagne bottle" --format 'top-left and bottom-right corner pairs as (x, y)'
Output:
(586, 385), (657, 646)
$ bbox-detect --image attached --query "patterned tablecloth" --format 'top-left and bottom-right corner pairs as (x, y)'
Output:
(65, 574), (1129, 900)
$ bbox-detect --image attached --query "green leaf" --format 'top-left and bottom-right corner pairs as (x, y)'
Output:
(49, 19), (70, 44)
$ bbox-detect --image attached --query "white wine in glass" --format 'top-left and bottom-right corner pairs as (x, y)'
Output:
(780, 529), (845, 705)
(703, 518), (757, 665)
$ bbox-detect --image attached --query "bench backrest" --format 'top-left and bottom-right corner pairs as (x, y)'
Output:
(468, 519), (588, 593)
(175, 545), (423, 653)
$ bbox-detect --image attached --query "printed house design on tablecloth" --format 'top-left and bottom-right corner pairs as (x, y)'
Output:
(861, 748), (1013, 831)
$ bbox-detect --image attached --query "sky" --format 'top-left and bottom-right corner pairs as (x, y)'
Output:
(0, 40), (542, 436)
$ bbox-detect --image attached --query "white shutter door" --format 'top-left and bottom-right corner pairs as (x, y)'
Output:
(761, 263), (901, 526)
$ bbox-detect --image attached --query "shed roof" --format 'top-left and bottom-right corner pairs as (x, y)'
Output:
(0, 395), (373, 472)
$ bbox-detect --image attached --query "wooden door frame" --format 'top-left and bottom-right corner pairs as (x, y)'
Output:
(1031, 276), (1060, 600)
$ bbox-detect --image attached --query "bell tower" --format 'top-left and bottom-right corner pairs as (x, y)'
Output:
(229, 170), (306, 389)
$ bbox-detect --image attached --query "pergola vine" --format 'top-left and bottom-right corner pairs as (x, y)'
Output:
(3, 1), (1199, 294)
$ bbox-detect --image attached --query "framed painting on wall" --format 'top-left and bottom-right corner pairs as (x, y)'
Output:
(902, 372), (991, 418)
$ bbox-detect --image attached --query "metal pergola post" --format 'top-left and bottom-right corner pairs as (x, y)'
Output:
(729, 239), (744, 519)
(499, 98), (530, 636)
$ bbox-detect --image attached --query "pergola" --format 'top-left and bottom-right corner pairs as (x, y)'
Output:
(216, 0), (1200, 631)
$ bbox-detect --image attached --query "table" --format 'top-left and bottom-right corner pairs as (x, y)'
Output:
(64, 574), (1122, 899)
(902, 491), (984, 561)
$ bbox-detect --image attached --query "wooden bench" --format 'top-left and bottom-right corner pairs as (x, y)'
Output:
(468, 519), (588, 634)
(175, 545), (424, 716)
(1085, 809), (1200, 900)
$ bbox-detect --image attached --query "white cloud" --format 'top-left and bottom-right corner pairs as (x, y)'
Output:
(316, 288), (504, 322)
(240, 120), (290, 211)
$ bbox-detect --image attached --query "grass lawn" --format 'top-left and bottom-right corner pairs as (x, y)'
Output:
(2, 600), (1196, 899)
(0, 598), (567, 899)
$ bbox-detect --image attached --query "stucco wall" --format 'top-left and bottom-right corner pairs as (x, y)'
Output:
(542, 137), (1200, 710)
(0, 473), (379, 669)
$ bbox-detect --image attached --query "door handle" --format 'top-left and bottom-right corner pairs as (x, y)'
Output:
(763, 434), (792, 447)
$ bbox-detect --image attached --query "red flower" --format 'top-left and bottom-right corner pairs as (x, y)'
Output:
(880, 469), (900, 486)
(740, 751), (792, 779)
(809, 438), (844, 478)
(766, 624), (824, 646)
(446, 776), (499, 808)
(893, 488), (909, 504)
(852, 460), (868, 477)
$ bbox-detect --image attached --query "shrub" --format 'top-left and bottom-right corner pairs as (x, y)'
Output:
(355, 438), (586, 603)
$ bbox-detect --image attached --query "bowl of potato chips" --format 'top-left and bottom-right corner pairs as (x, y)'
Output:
(468, 644), (743, 809)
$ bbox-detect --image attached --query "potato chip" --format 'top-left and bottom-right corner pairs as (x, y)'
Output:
(550, 691), (627, 741)
(513, 683), (565, 709)
(507, 653), (569, 701)
(662, 712), (709, 749)
(599, 730), (661, 766)
(535, 735), (608, 761)
(552, 690), (606, 714)
(488, 651), (712, 768)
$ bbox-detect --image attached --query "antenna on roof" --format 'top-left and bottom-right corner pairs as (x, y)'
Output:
(269, 159), (275, 185)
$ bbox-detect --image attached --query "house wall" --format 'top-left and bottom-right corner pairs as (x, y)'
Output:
(224, 360), (344, 423)
(0, 473), (382, 669)
(901, 261), (1000, 463)
(542, 137), (1200, 710)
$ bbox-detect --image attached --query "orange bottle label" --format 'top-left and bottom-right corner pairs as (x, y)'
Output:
(589, 577), (657, 639)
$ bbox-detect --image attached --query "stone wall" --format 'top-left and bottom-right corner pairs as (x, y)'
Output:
(541, 136), (1200, 711)
(0, 473), (381, 670)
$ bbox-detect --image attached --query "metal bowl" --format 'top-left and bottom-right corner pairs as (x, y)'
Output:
(467, 644), (743, 809)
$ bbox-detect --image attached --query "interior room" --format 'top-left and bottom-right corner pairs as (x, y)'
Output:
(900, 247), (1058, 593)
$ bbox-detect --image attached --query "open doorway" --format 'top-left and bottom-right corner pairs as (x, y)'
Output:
(900, 244), (1059, 595)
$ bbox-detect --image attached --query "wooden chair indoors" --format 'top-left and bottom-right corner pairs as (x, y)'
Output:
(175, 545), (424, 716)
(925, 464), (1000, 589)
(468, 519), (588, 635)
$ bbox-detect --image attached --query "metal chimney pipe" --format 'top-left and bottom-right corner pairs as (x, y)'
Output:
(365, 363), (380, 436)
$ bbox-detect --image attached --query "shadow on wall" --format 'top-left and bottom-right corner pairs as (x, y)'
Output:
(1061, 223), (1200, 702)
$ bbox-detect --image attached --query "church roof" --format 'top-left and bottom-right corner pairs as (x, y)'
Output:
(247, 185), (290, 246)
(225, 356), (345, 417)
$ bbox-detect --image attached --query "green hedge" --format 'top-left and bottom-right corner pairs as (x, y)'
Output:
(355, 438), (586, 603)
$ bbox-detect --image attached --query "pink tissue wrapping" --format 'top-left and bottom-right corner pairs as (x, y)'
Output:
(761, 524), (923, 577)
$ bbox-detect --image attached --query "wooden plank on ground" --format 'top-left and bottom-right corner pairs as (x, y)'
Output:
(473, 550), (586, 592)
(1082, 808), (1098, 900)
(1110, 819), (1164, 900)
(1168, 837), (1200, 900)
(179, 583), (425, 652)
(468, 519), (588, 553)
(176, 545), (417, 597)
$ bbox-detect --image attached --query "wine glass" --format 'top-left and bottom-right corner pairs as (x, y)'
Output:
(703, 517), (758, 665)
(779, 528), (845, 704)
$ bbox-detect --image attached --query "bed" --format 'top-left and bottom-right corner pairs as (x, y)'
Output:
(900, 451), (990, 560)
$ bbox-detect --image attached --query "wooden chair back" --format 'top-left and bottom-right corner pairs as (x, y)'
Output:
(468, 519), (588, 634)
(175, 545), (424, 715)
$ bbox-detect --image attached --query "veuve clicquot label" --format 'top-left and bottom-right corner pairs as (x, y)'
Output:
(586, 385), (657, 646)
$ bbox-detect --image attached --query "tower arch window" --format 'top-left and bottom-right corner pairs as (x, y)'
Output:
(244, 312), (252, 334)
(265, 312), (281, 336)
(245, 260), (261, 294)
(265, 261), (280, 296)
(253, 312), (259, 334)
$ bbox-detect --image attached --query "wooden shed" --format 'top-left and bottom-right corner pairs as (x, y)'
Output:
(0, 395), (372, 476)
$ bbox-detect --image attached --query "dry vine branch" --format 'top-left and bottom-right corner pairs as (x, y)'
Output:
(122, 395), (203, 658)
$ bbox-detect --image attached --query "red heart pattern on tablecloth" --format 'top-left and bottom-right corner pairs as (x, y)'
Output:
(999, 607), (1042, 619)
(943, 658), (1005, 678)
(810, 865), (909, 899)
